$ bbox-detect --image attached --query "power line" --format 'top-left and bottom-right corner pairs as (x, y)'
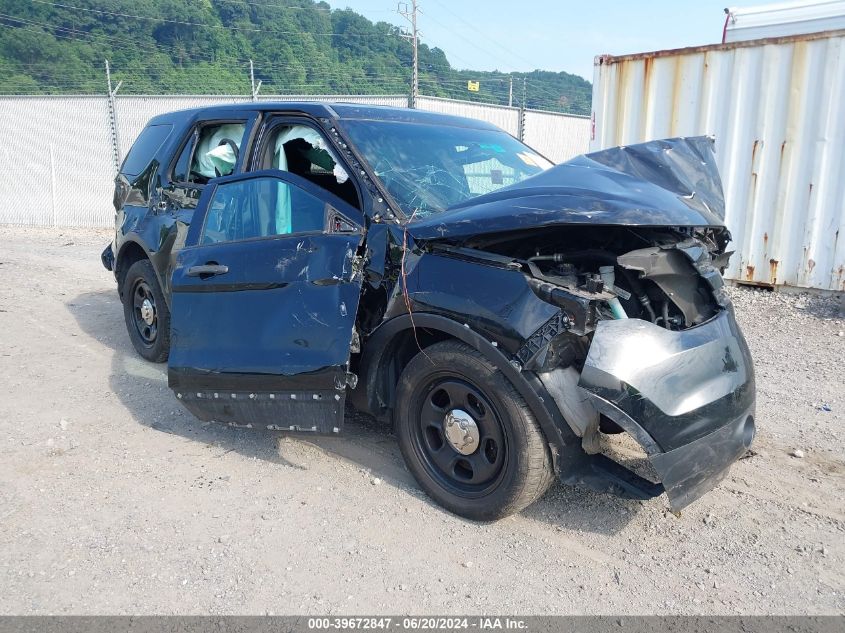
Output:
(0, 13), (250, 65)
(418, 6), (517, 73)
(0, 13), (408, 73)
(212, 0), (332, 12)
(426, 0), (540, 71)
(27, 0), (388, 38)
(0, 54), (415, 93)
(213, 0), (401, 13)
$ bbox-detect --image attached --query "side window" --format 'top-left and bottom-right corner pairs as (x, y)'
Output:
(201, 177), (326, 245)
(121, 124), (173, 177)
(171, 130), (196, 183)
(260, 124), (360, 209)
(172, 122), (247, 185)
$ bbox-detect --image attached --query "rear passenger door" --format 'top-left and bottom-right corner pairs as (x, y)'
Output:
(158, 112), (258, 217)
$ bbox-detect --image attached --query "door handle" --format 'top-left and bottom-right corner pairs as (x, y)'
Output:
(187, 264), (229, 277)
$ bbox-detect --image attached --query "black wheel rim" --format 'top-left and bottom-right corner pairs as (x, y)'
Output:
(131, 279), (158, 346)
(411, 377), (507, 498)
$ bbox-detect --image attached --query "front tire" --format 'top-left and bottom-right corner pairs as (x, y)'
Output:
(122, 259), (170, 363)
(394, 340), (553, 521)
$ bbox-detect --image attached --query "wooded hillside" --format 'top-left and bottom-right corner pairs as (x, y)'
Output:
(0, 0), (592, 114)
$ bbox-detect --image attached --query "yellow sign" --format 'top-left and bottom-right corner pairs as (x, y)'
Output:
(467, 80), (479, 92)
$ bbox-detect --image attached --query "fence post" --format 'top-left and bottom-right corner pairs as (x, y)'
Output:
(105, 60), (122, 175)
(517, 76), (527, 141)
(49, 142), (57, 227)
(517, 106), (526, 142)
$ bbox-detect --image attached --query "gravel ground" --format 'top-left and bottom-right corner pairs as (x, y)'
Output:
(0, 225), (843, 615)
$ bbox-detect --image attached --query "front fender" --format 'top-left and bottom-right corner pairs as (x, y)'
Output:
(354, 312), (581, 460)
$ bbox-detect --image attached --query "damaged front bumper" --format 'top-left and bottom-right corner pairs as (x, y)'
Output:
(578, 307), (756, 511)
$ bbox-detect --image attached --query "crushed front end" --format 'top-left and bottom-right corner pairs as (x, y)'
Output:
(488, 227), (756, 511)
(406, 137), (756, 511)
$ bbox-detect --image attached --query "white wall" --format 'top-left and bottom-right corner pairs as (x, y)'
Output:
(1, 97), (115, 227)
(0, 94), (590, 229)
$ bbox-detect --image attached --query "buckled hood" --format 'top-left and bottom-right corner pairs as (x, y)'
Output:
(408, 136), (726, 241)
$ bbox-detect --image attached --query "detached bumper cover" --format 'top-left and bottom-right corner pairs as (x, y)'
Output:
(650, 409), (754, 509)
(579, 308), (755, 510)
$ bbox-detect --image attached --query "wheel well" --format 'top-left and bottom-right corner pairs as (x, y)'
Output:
(116, 242), (148, 296)
(355, 313), (576, 466)
(362, 326), (453, 419)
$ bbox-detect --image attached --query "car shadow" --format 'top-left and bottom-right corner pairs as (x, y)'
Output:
(67, 289), (414, 478)
(68, 288), (639, 534)
(523, 440), (660, 532)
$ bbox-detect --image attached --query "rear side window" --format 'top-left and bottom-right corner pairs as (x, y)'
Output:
(172, 122), (247, 185)
(201, 177), (326, 245)
(121, 124), (173, 177)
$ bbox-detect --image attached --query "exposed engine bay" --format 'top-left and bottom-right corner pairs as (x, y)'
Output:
(468, 225), (731, 334)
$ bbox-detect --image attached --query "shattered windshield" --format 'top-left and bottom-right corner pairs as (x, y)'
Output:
(342, 120), (552, 218)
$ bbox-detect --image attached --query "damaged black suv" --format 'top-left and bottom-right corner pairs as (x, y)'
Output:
(103, 103), (755, 520)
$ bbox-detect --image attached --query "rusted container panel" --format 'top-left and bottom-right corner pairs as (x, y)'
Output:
(725, 1), (845, 43)
(592, 30), (845, 291)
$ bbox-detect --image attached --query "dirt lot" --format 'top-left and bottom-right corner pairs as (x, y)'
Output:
(0, 225), (843, 615)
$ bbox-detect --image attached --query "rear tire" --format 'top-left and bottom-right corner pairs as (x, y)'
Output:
(122, 259), (170, 363)
(394, 340), (553, 521)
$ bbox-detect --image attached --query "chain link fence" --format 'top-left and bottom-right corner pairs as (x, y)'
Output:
(0, 94), (589, 228)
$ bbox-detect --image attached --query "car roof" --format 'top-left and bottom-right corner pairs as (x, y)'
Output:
(147, 101), (502, 132)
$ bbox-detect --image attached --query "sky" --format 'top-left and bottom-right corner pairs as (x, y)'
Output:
(327, 0), (777, 80)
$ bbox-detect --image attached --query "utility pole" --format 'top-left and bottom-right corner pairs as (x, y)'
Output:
(508, 75), (513, 107)
(398, 1), (419, 108)
(105, 60), (122, 175)
(249, 59), (262, 101)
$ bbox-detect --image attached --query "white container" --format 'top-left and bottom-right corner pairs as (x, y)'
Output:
(591, 30), (845, 291)
(724, 1), (845, 43)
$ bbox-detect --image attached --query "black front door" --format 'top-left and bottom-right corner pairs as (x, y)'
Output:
(167, 170), (365, 433)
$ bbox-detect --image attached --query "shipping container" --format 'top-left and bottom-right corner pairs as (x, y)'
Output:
(724, 1), (845, 43)
(591, 30), (845, 292)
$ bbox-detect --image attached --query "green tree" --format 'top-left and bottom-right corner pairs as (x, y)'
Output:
(0, 0), (591, 114)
